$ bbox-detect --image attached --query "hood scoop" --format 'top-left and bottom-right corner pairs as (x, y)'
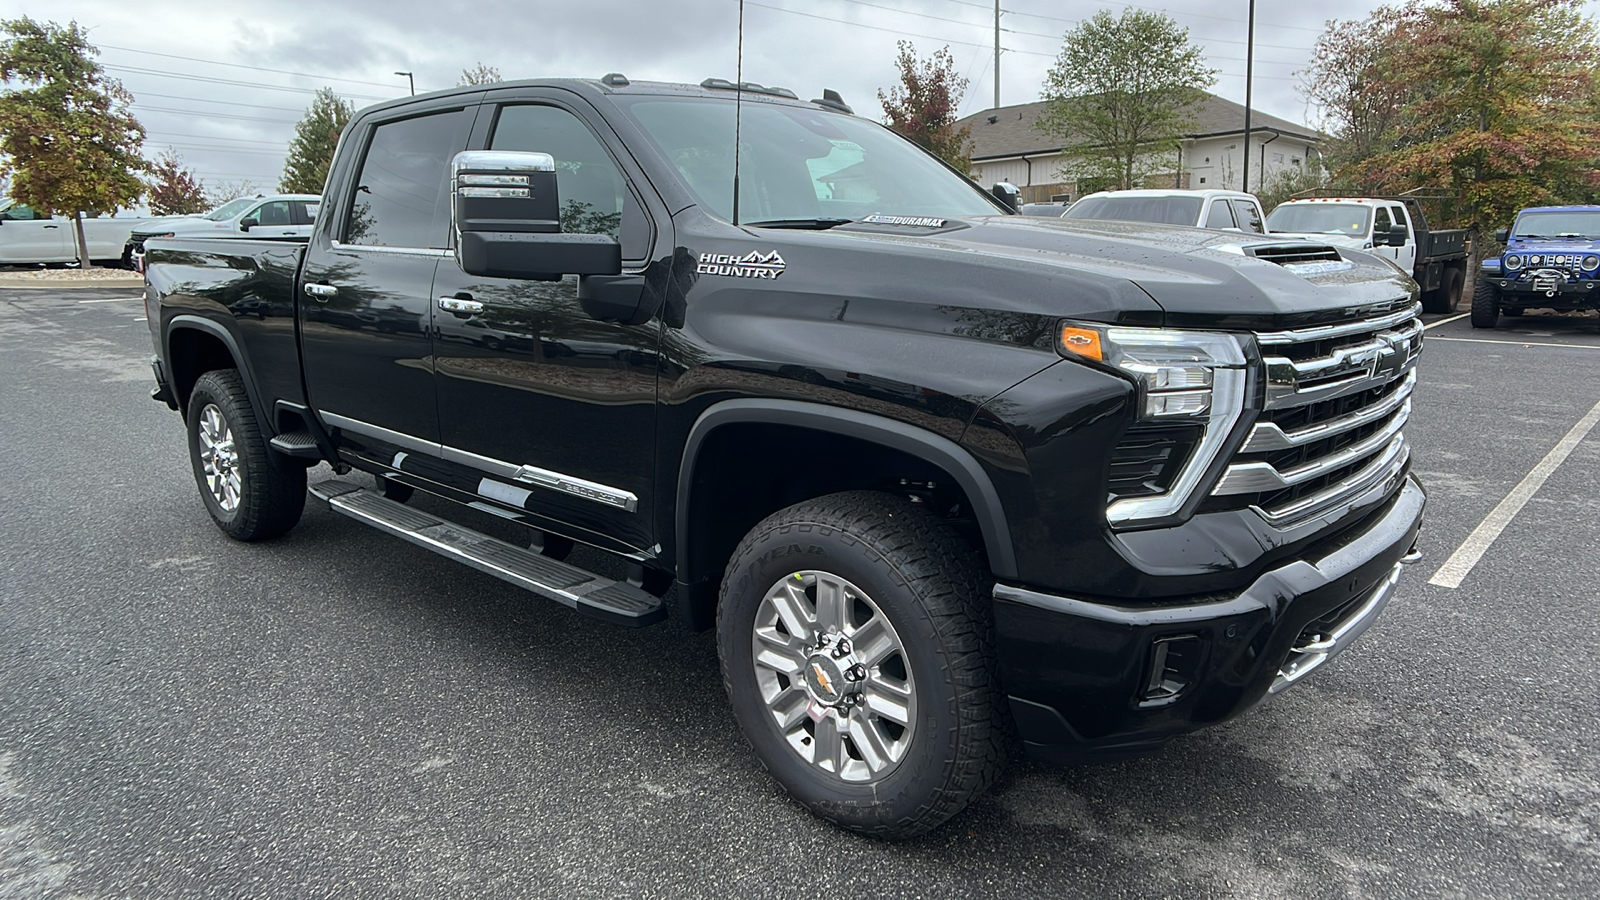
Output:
(1247, 243), (1344, 266)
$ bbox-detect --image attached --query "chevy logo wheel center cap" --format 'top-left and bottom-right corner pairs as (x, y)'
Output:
(804, 654), (847, 705)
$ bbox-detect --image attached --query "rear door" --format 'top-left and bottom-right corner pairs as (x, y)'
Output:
(242, 199), (301, 239)
(428, 92), (669, 553)
(299, 98), (481, 458)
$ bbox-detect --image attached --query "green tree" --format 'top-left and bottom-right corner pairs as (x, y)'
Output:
(877, 42), (973, 173)
(279, 87), (354, 194)
(458, 62), (502, 86)
(146, 149), (208, 215)
(1038, 10), (1216, 191)
(0, 17), (146, 268)
(1303, 0), (1600, 242)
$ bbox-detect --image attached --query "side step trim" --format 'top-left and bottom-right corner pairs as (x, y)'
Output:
(270, 430), (323, 458)
(308, 480), (665, 627)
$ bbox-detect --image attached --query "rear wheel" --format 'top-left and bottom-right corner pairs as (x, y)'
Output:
(1423, 267), (1464, 314)
(1470, 277), (1500, 329)
(187, 369), (306, 540)
(717, 491), (1006, 838)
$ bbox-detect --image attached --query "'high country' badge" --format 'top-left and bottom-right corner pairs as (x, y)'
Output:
(696, 250), (786, 279)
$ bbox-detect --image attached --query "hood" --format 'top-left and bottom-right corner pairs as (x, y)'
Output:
(809, 215), (1415, 330)
(1504, 237), (1600, 253)
(134, 213), (208, 235)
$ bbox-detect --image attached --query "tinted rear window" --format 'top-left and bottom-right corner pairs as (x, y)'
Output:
(1064, 196), (1203, 227)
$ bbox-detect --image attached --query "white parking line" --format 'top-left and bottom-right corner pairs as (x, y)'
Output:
(1424, 313), (1469, 330)
(76, 296), (142, 304)
(1428, 396), (1600, 589)
(1428, 336), (1600, 351)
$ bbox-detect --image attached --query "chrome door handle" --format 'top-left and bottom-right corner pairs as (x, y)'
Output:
(303, 283), (337, 301)
(438, 296), (484, 314)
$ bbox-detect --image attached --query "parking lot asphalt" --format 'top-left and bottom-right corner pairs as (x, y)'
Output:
(1, 288), (1597, 899)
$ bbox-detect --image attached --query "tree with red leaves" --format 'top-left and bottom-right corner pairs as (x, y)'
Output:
(878, 42), (973, 174)
(1304, 0), (1600, 239)
(146, 149), (207, 215)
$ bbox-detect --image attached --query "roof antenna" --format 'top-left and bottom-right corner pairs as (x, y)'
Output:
(732, 0), (744, 226)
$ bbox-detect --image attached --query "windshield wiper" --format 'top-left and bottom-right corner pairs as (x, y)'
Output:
(743, 218), (854, 230)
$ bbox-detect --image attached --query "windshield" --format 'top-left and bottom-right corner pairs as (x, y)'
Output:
(619, 97), (1002, 223)
(205, 197), (257, 221)
(1266, 203), (1370, 236)
(1512, 211), (1600, 239)
(1063, 196), (1203, 227)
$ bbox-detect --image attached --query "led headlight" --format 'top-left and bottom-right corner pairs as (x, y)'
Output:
(1058, 322), (1249, 525)
(1583, 256), (1599, 272)
(1503, 254), (1522, 269)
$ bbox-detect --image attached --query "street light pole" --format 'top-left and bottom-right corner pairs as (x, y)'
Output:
(394, 71), (415, 96)
(1242, 0), (1254, 192)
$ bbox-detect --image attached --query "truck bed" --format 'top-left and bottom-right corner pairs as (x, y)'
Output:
(1416, 227), (1468, 263)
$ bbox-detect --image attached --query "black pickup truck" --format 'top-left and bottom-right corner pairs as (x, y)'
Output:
(144, 76), (1426, 838)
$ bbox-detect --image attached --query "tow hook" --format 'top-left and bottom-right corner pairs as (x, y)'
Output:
(1399, 545), (1423, 565)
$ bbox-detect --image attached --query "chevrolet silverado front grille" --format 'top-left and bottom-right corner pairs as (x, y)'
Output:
(1212, 302), (1421, 526)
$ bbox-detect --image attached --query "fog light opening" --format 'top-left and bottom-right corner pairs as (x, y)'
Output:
(1139, 635), (1200, 707)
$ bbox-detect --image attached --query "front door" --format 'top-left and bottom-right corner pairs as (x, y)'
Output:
(0, 205), (72, 263)
(429, 98), (668, 554)
(300, 101), (479, 457)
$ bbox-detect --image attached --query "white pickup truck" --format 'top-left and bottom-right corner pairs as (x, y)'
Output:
(1063, 189), (1268, 233)
(1266, 197), (1470, 313)
(0, 200), (149, 267)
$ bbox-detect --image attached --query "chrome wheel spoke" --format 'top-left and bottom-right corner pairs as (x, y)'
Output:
(813, 574), (846, 634)
(813, 715), (846, 771)
(864, 680), (913, 726)
(772, 692), (810, 732)
(197, 403), (241, 512)
(754, 642), (804, 677)
(770, 581), (816, 645)
(848, 707), (894, 773)
(850, 616), (895, 666)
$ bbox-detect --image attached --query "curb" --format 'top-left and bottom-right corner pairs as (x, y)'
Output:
(0, 279), (145, 290)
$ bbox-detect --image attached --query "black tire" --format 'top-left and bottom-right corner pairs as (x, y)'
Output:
(1470, 277), (1500, 328)
(1422, 267), (1464, 314)
(186, 369), (306, 541)
(717, 491), (1005, 838)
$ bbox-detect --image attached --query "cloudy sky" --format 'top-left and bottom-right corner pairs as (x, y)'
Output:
(8, 0), (1599, 200)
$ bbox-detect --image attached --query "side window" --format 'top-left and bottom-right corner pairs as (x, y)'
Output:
(1373, 206), (1391, 238)
(347, 109), (471, 248)
(1390, 205), (1409, 239)
(489, 104), (648, 259)
(1231, 200), (1263, 233)
(251, 201), (293, 226)
(1204, 199), (1236, 229)
(4, 204), (41, 220)
(291, 200), (321, 225)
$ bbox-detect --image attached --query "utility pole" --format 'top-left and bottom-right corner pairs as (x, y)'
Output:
(1242, 0), (1254, 192)
(994, 0), (1000, 110)
(394, 71), (415, 96)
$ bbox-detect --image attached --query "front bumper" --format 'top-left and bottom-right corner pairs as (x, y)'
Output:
(992, 474), (1425, 765)
(1492, 275), (1600, 304)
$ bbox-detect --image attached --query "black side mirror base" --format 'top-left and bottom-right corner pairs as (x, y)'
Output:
(578, 274), (654, 325)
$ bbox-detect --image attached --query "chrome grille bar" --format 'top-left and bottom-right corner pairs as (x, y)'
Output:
(1214, 406), (1409, 495)
(1242, 371), (1416, 453)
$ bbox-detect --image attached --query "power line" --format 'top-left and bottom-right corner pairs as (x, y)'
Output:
(145, 130), (289, 147)
(104, 64), (389, 100)
(99, 44), (404, 89)
(745, 1), (1056, 56)
(939, 0), (1322, 34)
(134, 105), (299, 125)
(131, 92), (307, 115)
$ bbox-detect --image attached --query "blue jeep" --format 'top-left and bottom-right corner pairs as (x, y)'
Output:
(1474, 205), (1600, 327)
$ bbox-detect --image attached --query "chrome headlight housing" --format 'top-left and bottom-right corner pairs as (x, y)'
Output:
(1503, 254), (1523, 270)
(1058, 323), (1249, 526)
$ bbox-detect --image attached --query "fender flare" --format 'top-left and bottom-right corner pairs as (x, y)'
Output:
(163, 315), (270, 428)
(676, 398), (1018, 581)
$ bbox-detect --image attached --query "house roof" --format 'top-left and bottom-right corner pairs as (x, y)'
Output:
(955, 94), (1323, 161)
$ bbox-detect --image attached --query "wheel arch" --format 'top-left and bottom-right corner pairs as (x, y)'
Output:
(673, 400), (1017, 629)
(164, 315), (268, 427)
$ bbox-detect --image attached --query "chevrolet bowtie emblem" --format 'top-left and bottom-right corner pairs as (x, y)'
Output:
(812, 662), (835, 697)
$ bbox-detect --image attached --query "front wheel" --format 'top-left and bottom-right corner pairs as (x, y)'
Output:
(1470, 277), (1500, 329)
(187, 369), (306, 540)
(717, 491), (1006, 838)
